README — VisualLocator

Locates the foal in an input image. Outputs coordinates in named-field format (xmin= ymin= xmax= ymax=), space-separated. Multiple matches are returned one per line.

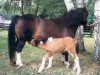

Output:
xmin=30 ymin=37 xmax=81 ymax=75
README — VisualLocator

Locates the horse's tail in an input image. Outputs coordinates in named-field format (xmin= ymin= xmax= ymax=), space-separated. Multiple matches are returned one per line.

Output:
xmin=8 ymin=15 xmax=20 ymax=64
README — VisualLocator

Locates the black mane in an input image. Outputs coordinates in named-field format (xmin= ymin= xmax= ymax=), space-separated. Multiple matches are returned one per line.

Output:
xmin=56 ymin=7 xmax=88 ymax=28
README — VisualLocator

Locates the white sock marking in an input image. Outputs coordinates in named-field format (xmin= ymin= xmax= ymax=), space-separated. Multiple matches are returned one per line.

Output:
xmin=16 ymin=52 xmax=23 ymax=67
xmin=38 ymin=56 xmax=47 ymax=73
xmin=74 ymin=55 xmax=81 ymax=75
xmin=46 ymin=56 xmax=53 ymax=69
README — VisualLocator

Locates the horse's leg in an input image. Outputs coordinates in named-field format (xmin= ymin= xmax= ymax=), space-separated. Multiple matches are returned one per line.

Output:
xmin=46 ymin=56 xmax=53 ymax=69
xmin=62 ymin=52 xmax=70 ymax=68
xmin=15 ymin=40 xmax=26 ymax=67
xmin=38 ymin=52 xmax=52 ymax=73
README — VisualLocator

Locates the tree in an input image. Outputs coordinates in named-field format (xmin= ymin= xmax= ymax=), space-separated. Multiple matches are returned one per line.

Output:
xmin=38 ymin=0 xmax=66 ymax=19
xmin=93 ymin=0 xmax=100 ymax=64
xmin=64 ymin=0 xmax=74 ymax=11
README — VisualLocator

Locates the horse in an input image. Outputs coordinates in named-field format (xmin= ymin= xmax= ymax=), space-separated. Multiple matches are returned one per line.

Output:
xmin=30 ymin=37 xmax=81 ymax=75
xmin=8 ymin=7 xmax=88 ymax=67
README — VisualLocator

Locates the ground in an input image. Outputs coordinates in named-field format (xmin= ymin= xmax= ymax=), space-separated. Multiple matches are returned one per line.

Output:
xmin=0 ymin=30 xmax=100 ymax=75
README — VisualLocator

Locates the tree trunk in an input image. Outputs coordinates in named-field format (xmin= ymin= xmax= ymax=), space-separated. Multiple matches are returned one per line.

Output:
xmin=76 ymin=0 xmax=83 ymax=8
xmin=93 ymin=0 xmax=100 ymax=64
xmin=19 ymin=0 xmax=24 ymax=15
xmin=75 ymin=26 xmax=86 ymax=52
xmin=64 ymin=0 xmax=74 ymax=11
xmin=93 ymin=19 xmax=100 ymax=64
xmin=35 ymin=0 xmax=40 ymax=15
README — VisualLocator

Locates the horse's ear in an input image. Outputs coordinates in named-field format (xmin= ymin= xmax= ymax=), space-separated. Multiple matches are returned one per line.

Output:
xmin=83 ymin=7 xmax=88 ymax=16
xmin=83 ymin=7 xmax=86 ymax=11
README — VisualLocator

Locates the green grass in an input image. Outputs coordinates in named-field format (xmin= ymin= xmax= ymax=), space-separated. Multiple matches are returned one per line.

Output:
xmin=0 ymin=30 xmax=100 ymax=75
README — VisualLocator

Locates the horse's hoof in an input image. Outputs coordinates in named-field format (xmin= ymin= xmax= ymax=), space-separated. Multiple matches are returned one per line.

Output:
xmin=16 ymin=63 xmax=23 ymax=67
xmin=10 ymin=61 xmax=16 ymax=66
xmin=62 ymin=61 xmax=64 ymax=65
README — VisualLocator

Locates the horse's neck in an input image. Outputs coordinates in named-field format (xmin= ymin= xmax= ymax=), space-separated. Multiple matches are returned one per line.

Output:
xmin=63 ymin=26 xmax=79 ymax=38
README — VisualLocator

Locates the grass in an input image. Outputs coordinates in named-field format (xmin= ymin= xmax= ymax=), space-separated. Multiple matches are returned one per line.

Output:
xmin=0 ymin=30 xmax=100 ymax=75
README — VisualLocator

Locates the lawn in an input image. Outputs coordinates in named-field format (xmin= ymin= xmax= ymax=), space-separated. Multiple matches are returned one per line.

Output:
xmin=0 ymin=30 xmax=100 ymax=75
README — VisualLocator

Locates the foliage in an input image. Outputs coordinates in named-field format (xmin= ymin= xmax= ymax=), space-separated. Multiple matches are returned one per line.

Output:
xmin=84 ymin=0 xmax=95 ymax=25
xmin=0 ymin=0 xmax=95 ymax=23
xmin=37 ymin=0 xmax=66 ymax=19
xmin=0 ymin=0 xmax=69 ymax=19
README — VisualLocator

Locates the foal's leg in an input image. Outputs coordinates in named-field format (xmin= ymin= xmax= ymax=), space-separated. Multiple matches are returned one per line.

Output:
xmin=15 ymin=40 xmax=26 ymax=67
xmin=74 ymin=54 xmax=81 ymax=75
xmin=46 ymin=56 xmax=53 ymax=69
xmin=38 ymin=52 xmax=53 ymax=73
xmin=69 ymin=51 xmax=81 ymax=75
xmin=62 ymin=52 xmax=70 ymax=68
xmin=38 ymin=53 xmax=49 ymax=73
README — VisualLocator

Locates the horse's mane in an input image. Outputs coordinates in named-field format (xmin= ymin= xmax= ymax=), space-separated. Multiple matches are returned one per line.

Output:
xmin=19 ymin=14 xmax=38 ymax=21
xmin=55 ymin=7 xmax=88 ymax=28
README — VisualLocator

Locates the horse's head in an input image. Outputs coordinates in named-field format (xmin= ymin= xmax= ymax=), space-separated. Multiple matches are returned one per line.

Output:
xmin=58 ymin=7 xmax=88 ymax=29
xmin=78 ymin=7 xmax=88 ymax=27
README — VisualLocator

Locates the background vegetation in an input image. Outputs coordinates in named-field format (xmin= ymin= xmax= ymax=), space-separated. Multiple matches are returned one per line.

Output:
xmin=0 ymin=0 xmax=94 ymax=25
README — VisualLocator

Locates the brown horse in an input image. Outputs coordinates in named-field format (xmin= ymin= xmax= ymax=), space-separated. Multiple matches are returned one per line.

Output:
xmin=8 ymin=7 xmax=88 ymax=67
xmin=30 ymin=37 xmax=81 ymax=75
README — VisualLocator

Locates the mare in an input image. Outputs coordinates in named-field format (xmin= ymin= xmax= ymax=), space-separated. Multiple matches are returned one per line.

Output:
xmin=31 ymin=37 xmax=81 ymax=75
xmin=8 ymin=7 xmax=88 ymax=67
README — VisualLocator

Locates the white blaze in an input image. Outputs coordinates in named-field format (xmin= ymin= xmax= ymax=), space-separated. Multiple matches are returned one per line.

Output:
xmin=74 ymin=55 xmax=81 ymax=75
xmin=46 ymin=56 xmax=53 ymax=69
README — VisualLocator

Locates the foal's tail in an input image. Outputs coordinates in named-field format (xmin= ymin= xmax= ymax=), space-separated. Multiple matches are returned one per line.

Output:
xmin=8 ymin=15 xmax=20 ymax=64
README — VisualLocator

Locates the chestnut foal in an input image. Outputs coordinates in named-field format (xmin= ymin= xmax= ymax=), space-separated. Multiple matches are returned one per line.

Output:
xmin=30 ymin=37 xmax=81 ymax=75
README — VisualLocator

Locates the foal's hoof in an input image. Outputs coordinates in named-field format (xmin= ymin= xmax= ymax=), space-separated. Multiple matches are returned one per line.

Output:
xmin=76 ymin=69 xmax=81 ymax=75
xmin=38 ymin=68 xmax=43 ymax=73
xmin=38 ymin=70 xmax=42 ymax=73
xmin=46 ymin=66 xmax=51 ymax=69
xmin=64 ymin=62 xmax=70 ymax=68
